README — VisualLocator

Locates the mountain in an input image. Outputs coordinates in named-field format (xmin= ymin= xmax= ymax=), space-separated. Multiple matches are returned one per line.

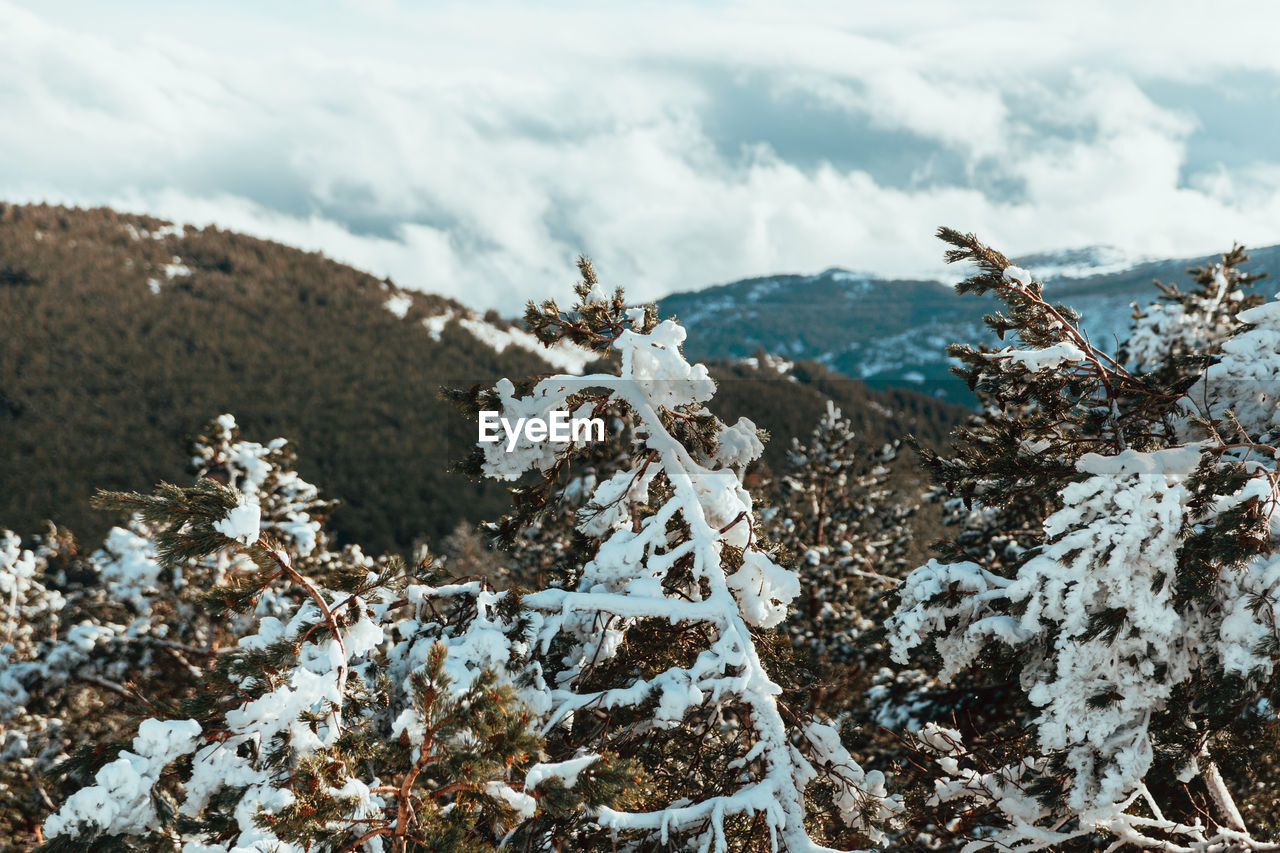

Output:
xmin=658 ymin=243 xmax=1280 ymax=400
xmin=0 ymin=203 xmax=964 ymax=554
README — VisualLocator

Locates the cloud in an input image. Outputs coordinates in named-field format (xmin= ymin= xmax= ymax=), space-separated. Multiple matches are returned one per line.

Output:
xmin=4 ymin=0 xmax=1280 ymax=310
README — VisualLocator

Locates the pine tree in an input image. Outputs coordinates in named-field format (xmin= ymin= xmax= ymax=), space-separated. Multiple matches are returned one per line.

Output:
xmin=18 ymin=418 xmax=632 ymax=852
xmin=452 ymin=260 xmax=901 ymax=851
xmin=763 ymin=400 xmax=915 ymax=713
xmin=887 ymin=230 xmax=1280 ymax=850
xmin=0 ymin=415 xmax=343 ymax=850
xmin=493 ymin=404 xmax=640 ymax=594
xmin=1120 ymin=245 xmax=1265 ymax=387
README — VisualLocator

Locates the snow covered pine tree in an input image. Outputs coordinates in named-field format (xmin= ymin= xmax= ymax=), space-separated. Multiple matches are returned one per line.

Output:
xmin=762 ymin=401 xmax=916 ymax=716
xmin=451 ymin=259 xmax=901 ymax=851
xmin=1 ymin=415 xmax=337 ymax=848
xmin=1120 ymin=245 xmax=1265 ymax=387
xmin=888 ymin=231 xmax=1280 ymax=850
xmin=22 ymin=416 xmax=632 ymax=852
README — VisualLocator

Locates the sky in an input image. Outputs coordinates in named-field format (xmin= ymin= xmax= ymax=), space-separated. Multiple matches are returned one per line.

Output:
xmin=5 ymin=1 xmax=1280 ymax=310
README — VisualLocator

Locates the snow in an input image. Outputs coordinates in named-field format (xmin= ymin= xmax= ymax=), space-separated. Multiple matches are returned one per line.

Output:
xmin=586 ymin=281 xmax=610 ymax=303
xmin=1217 ymin=553 xmax=1280 ymax=678
xmin=1237 ymin=299 xmax=1280 ymax=326
xmin=458 ymin=316 xmax=595 ymax=374
xmin=0 ymin=531 xmax=64 ymax=651
xmin=1124 ymin=260 xmax=1245 ymax=374
xmin=223 ymin=665 xmax=343 ymax=745
xmin=713 ymin=417 xmax=764 ymax=470
xmin=474 ymin=307 xmax=901 ymax=848
xmin=888 ymin=559 xmax=1018 ymax=679
xmin=525 ymin=754 xmax=598 ymax=790
xmin=1013 ymin=246 xmax=1142 ymax=281
xmin=725 ymin=549 xmax=800 ymax=629
xmin=1075 ymin=445 xmax=1203 ymax=479
xmin=613 ymin=319 xmax=715 ymax=410
xmin=28 ymin=416 xmax=465 ymax=853
xmin=485 ymin=781 xmax=537 ymax=819
xmin=122 ymin=222 xmax=186 ymax=242
xmin=413 ymin=303 xmax=600 ymax=371
xmin=1003 ymin=265 xmax=1033 ymax=288
xmin=736 ymin=353 xmax=795 ymax=375
xmin=576 ymin=464 xmax=660 ymax=537
xmin=889 ymin=441 xmax=1266 ymax=840
xmin=422 ymin=309 xmax=455 ymax=341
xmin=214 ymin=498 xmax=262 ymax=546
xmin=146 ymin=256 xmax=191 ymax=294
xmin=168 ymin=583 xmax=395 ymax=850
xmin=991 ymin=341 xmax=1085 ymax=372
xmin=384 ymin=293 xmax=413 ymax=319
xmin=1189 ymin=288 xmax=1280 ymax=436
xmin=165 ymin=257 xmax=191 ymax=279
xmin=150 ymin=223 xmax=186 ymax=240
xmin=478 ymin=378 xmax=581 ymax=480
xmin=96 ymin=526 xmax=164 ymax=613
xmin=65 ymin=620 xmax=118 ymax=653
xmin=43 ymin=718 xmax=201 ymax=840
xmin=390 ymin=584 xmax=549 ymax=731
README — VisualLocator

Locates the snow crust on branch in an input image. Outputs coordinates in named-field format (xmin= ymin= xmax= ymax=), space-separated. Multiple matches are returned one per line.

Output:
xmin=173 ymin=584 xmax=388 ymax=851
xmin=480 ymin=309 xmax=900 ymax=850
xmin=20 ymin=420 xmax=539 ymax=851
xmin=1190 ymin=292 xmax=1280 ymax=439
xmin=213 ymin=497 xmax=262 ymax=546
xmin=43 ymin=718 xmax=202 ymax=840
xmin=893 ymin=447 xmax=1206 ymax=823
xmin=890 ymin=279 xmax=1280 ymax=851
xmin=0 ymin=418 xmax=339 ymax=737
xmin=1125 ymin=262 xmax=1245 ymax=374
xmin=987 ymin=341 xmax=1085 ymax=373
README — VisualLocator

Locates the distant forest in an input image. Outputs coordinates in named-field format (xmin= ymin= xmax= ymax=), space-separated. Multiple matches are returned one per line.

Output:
xmin=0 ymin=203 xmax=965 ymax=554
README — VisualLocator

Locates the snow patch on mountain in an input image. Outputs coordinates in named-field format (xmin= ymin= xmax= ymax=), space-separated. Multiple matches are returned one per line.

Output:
xmin=384 ymin=293 xmax=412 ymax=319
xmin=457 ymin=316 xmax=594 ymax=374
xmin=122 ymin=222 xmax=187 ymax=242
xmin=422 ymin=310 xmax=455 ymax=341
xmin=736 ymin=352 xmax=797 ymax=378
xmin=148 ymin=256 xmax=192 ymax=294
xmin=1013 ymin=245 xmax=1146 ymax=280
xmin=380 ymin=294 xmax=593 ymax=373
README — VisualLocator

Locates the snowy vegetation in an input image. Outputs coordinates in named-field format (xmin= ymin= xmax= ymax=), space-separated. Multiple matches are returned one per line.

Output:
xmin=7 ymin=232 xmax=1280 ymax=851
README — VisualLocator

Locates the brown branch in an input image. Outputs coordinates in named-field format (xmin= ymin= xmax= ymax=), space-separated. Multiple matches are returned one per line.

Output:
xmin=337 ymin=826 xmax=390 ymax=853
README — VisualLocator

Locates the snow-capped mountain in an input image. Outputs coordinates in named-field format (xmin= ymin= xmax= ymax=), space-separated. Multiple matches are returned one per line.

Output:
xmin=658 ymin=244 xmax=1280 ymax=399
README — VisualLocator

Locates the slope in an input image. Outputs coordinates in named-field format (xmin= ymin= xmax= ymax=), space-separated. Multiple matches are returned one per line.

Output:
xmin=0 ymin=204 xmax=964 ymax=554
xmin=658 ymin=245 xmax=1280 ymax=399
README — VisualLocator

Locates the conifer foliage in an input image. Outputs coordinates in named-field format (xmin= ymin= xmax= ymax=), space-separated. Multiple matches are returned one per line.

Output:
xmin=454 ymin=260 xmax=902 ymax=850
xmin=763 ymin=401 xmax=915 ymax=713
xmin=19 ymin=229 xmax=1280 ymax=853
xmin=889 ymin=230 xmax=1280 ymax=850
xmin=1120 ymin=245 xmax=1265 ymax=386
xmin=8 ymin=417 xmax=628 ymax=852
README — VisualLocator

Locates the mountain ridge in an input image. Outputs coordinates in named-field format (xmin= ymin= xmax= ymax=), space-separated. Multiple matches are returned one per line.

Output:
xmin=658 ymin=241 xmax=1280 ymax=397
xmin=0 ymin=203 xmax=963 ymax=553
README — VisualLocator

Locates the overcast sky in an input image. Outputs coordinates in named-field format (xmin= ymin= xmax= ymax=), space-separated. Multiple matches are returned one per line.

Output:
xmin=5 ymin=1 xmax=1280 ymax=309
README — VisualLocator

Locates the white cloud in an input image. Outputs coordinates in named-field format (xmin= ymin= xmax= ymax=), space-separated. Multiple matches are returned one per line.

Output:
xmin=4 ymin=0 xmax=1280 ymax=310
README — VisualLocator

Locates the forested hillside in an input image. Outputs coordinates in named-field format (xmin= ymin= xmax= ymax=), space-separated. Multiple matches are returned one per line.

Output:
xmin=0 ymin=204 xmax=963 ymax=553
